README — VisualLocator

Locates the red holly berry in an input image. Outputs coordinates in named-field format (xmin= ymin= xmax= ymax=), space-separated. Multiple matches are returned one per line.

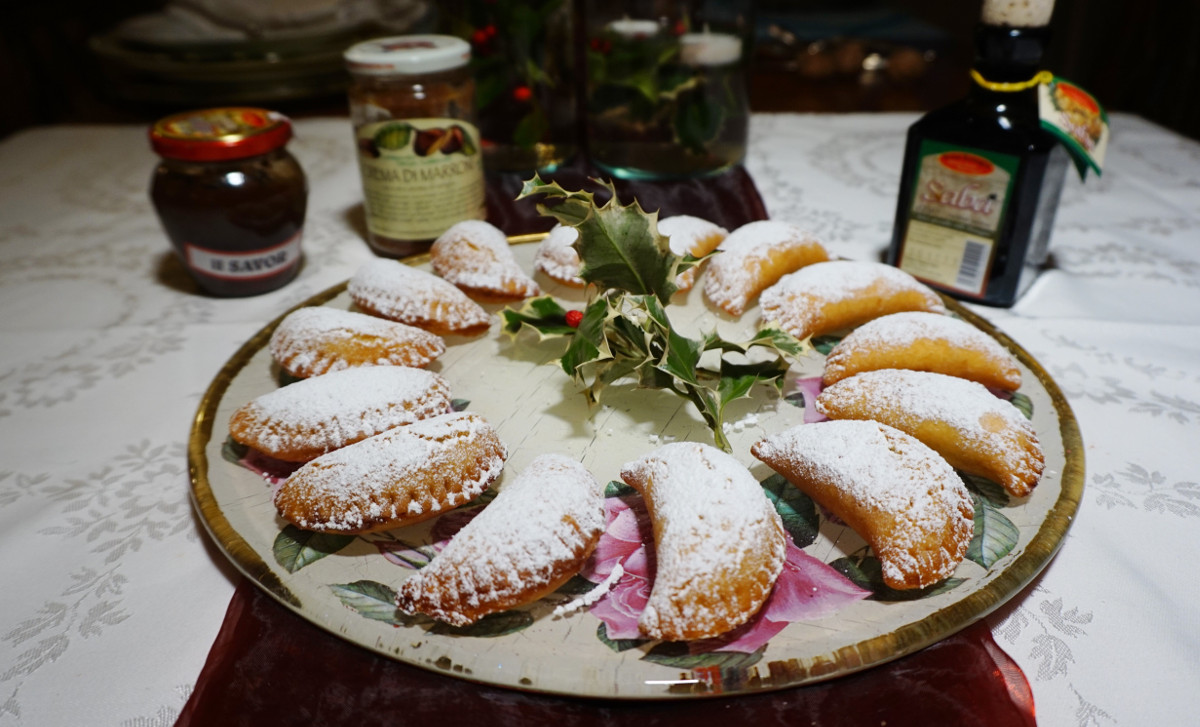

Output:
xmin=512 ymin=85 xmax=533 ymax=102
xmin=565 ymin=310 xmax=584 ymax=328
xmin=484 ymin=24 xmax=498 ymax=38
xmin=471 ymin=28 xmax=490 ymax=46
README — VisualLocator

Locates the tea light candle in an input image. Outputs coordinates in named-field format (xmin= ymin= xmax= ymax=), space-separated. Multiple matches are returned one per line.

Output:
xmin=680 ymin=30 xmax=742 ymax=66
xmin=608 ymin=18 xmax=659 ymax=39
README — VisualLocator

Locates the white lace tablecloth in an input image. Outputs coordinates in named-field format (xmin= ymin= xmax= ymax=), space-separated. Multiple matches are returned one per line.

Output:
xmin=1 ymin=113 xmax=1196 ymax=726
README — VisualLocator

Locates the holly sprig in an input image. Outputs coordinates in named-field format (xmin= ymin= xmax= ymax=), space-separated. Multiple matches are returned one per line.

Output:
xmin=501 ymin=176 xmax=805 ymax=451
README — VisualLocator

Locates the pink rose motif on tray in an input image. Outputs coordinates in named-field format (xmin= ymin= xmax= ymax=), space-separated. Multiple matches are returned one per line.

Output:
xmin=581 ymin=492 xmax=869 ymax=654
xmin=784 ymin=375 xmax=828 ymax=424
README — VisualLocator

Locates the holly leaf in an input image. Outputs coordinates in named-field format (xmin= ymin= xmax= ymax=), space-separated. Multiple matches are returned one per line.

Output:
xmin=501 ymin=295 xmax=573 ymax=338
xmin=518 ymin=176 xmax=679 ymax=303
xmin=505 ymin=180 xmax=808 ymax=451
xmin=560 ymin=297 xmax=613 ymax=379
xmin=747 ymin=326 xmax=809 ymax=356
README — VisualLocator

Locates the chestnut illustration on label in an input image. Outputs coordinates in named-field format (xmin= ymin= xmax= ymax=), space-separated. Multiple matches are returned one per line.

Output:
xmin=413 ymin=125 xmax=477 ymax=156
xmin=358 ymin=122 xmax=478 ymax=158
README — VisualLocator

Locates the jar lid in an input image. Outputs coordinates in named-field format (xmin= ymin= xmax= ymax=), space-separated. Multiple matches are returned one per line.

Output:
xmin=344 ymin=35 xmax=471 ymax=76
xmin=149 ymin=107 xmax=293 ymax=161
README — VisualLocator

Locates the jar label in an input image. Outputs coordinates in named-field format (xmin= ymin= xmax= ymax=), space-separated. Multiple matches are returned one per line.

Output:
xmin=1038 ymin=76 xmax=1109 ymax=179
xmin=354 ymin=118 xmax=486 ymax=240
xmin=896 ymin=141 xmax=1019 ymax=296
xmin=184 ymin=232 xmax=303 ymax=280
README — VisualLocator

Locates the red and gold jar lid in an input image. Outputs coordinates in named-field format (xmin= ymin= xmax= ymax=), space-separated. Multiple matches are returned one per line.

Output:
xmin=149 ymin=107 xmax=293 ymax=161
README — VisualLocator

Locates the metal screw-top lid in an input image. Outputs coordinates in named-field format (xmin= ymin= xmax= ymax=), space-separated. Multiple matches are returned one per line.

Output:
xmin=344 ymin=35 xmax=471 ymax=76
xmin=149 ymin=107 xmax=292 ymax=161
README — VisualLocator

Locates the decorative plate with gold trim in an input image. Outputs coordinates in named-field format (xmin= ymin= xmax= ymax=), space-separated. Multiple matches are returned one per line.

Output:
xmin=189 ymin=239 xmax=1083 ymax=699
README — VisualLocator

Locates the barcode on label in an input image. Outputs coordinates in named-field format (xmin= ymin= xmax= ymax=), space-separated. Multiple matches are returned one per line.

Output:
xmin=956 ymin=239 xmax=988 ymax=291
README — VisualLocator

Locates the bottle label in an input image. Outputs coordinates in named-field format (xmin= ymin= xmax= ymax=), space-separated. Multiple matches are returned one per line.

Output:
xmin=354 ymin=118 xmax=486 ymax=241
xmin=896 ymin=142 xmax=1020 ymax=297
xmin=185 ymin=232 xmax=302 ymax=280
xmin=1038 ymin=76 xmax=1109 ymax=178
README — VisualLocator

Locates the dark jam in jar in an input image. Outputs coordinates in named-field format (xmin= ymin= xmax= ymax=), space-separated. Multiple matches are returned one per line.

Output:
xmin=150 ymin=107 xmax=307 ymax=297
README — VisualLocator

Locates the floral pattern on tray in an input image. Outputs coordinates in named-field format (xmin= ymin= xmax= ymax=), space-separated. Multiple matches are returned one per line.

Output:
xmin=221 ymin=358 xmax=1035 ymax=677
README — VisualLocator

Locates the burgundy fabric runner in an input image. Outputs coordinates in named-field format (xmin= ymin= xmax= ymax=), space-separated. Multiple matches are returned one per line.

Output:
xmin=176 ymin=580 xmax=1034 ymax=727
xmin=177 ymin=163 xmax=1036 ymax=726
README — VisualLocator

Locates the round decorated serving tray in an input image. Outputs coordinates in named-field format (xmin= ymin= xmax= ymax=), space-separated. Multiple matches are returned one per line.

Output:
xmin=188 ymin=238 xmax=1084 ymax=699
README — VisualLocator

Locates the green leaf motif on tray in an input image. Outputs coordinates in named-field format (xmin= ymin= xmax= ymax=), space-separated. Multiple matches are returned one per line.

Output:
xmin=830 ymin=555 xmax=964 ymax=602
xmin=221 ymin=436 xmax=248 ymax=465
xmin=274 ymin=525 xmax=355 ymax=573
xmin=329 ymin=580 xmax=403 ymax=624
xmin=810 ymin=335 xmax=843 ymax=356
xmin=960 ymin=472 xmax=1011 ymax=508
xmin=966 ymin=494 xmax=1020 ymax=569
xmin=761 ymin=473 xmax=819 ymax=548
xmin=642 ymin=641 xmax=764 ymax=671
xmin=1010 ymin=391 xmax=1035 ymax=420
xmin=597 ymin=623 xmax=649 ymax=653
xmin=431 ymin=609 xmax=534 ymax=638
xmin=604 ymin=480 xmax=637 ymax=498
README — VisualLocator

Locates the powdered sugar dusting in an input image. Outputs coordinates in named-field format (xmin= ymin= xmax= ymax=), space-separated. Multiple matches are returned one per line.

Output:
xmin=659 ymin=214 xmax=728 ymax=291
xmin=396 ymin=453 xmax=605 ymax=625
xmin=703 ymin=219 xmax=827 ymax=315
xmin=751 ymin=420 xmax=972 ymax=589
xmin=230 ymin=366 xmax=452 ymax=461
xmin=431 ymin=220 xmax=540 ymax=298
xmin=620 ymin=442 xmax=787 ymax=639
xmin=658 ymin=214 xmax=727 ymax=256
xmin=533 ymin=224 xmax=584 ymax=287
xmin=269 ymin=306 xmax=445 ymax=376
xmin=823 ymin=311 xmax=1020 ymax=389
xmin=553 ymin=562 xmax=624 ymax=618
xmin=816 ymin=369 xmax=1043 ymax=495
xmin=759 ymin=260 xmax=944 ymax=338
xmin=348 ymin=258 xmax=491 ymax=333
xmin=274 ymin=411 xmax=506 ymax=533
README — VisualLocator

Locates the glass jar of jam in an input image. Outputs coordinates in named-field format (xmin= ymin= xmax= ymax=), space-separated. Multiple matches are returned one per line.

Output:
xmin=149 ymin=107 xmax=307 ymax=297
xmin=345 ymin=35 xmax=486 ymax=258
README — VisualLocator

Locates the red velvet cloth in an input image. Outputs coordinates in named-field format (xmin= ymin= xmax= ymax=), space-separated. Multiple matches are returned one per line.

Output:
xmin=177 ymin=164 xmax=1036 ymax=726
xmin=176 ymin=580 xmax=1035 ymax=727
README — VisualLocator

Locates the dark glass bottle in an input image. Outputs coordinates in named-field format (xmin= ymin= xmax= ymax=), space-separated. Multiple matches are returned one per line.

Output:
xmin=888 ymin=20 xmax=1069 ymax=307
